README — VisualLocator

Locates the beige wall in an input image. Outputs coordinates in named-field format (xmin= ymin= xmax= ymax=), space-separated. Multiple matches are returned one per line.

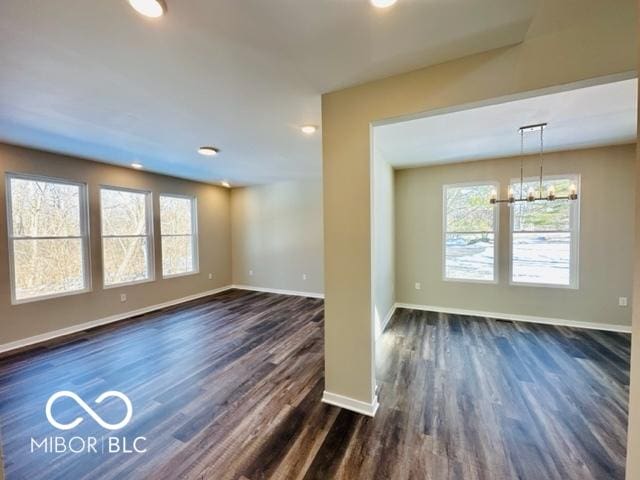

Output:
xmin=322 ymin=0 xmax=637 ymax=406
xmin=0 ymin=143 xmax=231 ymax=346
xmin=626 ymin=9 xmax=640 ymax=477
xmin=231 ymin=180 xmax=323 ymax=294
xmin=395 ymin=144 xmax=635 ymax=327
xmin=372 ymin=150 xmax=395 ymax=336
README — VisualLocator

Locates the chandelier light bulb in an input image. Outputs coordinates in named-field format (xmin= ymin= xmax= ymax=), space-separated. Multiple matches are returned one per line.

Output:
xmin=547 ymin=185 xmax=555 ymax=200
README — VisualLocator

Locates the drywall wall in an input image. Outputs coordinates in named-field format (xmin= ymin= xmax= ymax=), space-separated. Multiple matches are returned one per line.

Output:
xmin=373 ymin=150 xmax=395 ymax=336
xmin=231 ymin=180 xmax=323 ymax=295
xmin=625 ymin=17 xmax=639 ymax=478
xmin=322 ymin=0 xmax=637 ymax=407
xmin=0 ymin=143 xmax=232 ymax=346
xmin=395 ymin=144 xmax=635 ymax=327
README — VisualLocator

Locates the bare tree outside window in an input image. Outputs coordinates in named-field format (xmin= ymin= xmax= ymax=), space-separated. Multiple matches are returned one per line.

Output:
xmin=443 ymin=183 xmax=498 ymax=282
xmin=160 ymin=194 xmax=198 ymax=277
xmin=510 ymin=176 xmax=580 ymax=287
xmin=100 ymin=187 xmax=154 ymax=287
xmin=6 ymin=174 xmax=90 ymax=302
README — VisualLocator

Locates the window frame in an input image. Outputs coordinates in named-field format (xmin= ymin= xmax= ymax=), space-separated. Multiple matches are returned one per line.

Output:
xmin=442 ymin=181 xmax=500 ymax=284
xmin=159 ymin=193 xmax=199 ymax=279
xmin=99 ymin=185 xmax=155 ymax=289
xmin=5 ymin=172 xmax=92 ymax=305
xmin=509 ymin=174 xmax=580 ymax=289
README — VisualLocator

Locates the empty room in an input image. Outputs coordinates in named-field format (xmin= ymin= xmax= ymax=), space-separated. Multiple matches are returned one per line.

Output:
xmin=0 ymin=1 xmax=639 ymax=480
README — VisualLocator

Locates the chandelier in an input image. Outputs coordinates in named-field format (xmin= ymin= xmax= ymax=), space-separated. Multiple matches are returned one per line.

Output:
xmin=489 ymin=123 xmax=578 ymax=205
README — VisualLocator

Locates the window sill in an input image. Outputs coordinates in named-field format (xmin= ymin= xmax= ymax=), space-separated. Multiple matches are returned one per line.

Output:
xmin=11 ymin=287 xmax=93 ymax=306
xmin=510 ymin=281 xmax=578 ymax=290
xmin=103 ymin=277 xmax=155 ymax=290
xmin=162 ymin=270 xmax=199 ymax=280
xmin=443 ymin=277 xmax=498 ymax=285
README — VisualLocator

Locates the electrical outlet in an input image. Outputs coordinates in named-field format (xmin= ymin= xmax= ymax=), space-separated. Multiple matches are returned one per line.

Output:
xmin=249 ymin=270 xmax=254 ymax=276
xmin=208 ymin=273 xmax=213 ymax=280
xmin=120 ymin=293 xmax=127 ymax=303
xmin=415 ymin=282 xmax=421 ymax=291
xmin=302 ymin=273 xmax=307 ymax=281
xmin=619 ymin=296 xmax=628 ymax=307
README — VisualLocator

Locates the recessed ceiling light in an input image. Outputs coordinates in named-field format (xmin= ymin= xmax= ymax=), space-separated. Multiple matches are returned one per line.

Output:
xmin=221 ymin=181 xmax=231 ymax=188
xmin=301 ymin=125 xmax=317 ymax=135
xmin=131 ymin=162 xmax=143 ymax=169
xmin=370 ymin=0 xmax=397 ymax=7
xmin=198 ymin=146 xmax=219 ymax=156
xmin=128 ymin=0 xmax=167 ymax=18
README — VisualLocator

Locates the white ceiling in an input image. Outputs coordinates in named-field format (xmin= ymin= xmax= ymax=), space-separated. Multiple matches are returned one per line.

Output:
xmin=375 ymin=78 xmax=638 ymax=168
xmin=0 ymin=0 xmax=538 ymax=185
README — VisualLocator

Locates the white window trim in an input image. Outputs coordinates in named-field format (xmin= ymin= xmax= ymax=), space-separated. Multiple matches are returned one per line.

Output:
xmin=442 ymin=181 xmax=499 ymax=284
xmin=160 ymin=193 xmax=199 ymax=279
xmin=509 ymin=174 xmax=580 ymax=289
xmin=5 ymin=172 xmax=92 ymax=305
xmin=99 ymin=185 xmax=156 ymax=289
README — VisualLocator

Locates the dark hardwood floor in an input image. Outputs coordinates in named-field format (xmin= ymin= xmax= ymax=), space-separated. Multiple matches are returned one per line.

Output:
xmin=0 ymin=291 xmax=631 ymax=479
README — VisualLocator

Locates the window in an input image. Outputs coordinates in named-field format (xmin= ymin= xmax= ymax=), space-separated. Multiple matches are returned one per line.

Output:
xmin=443 ymin=183 xmax=498 ymax=282
xmin=510 ymin=175 xmax=580 ymax=288
xmin=100 ymin=187 xmax=154 ymax=287
xmin=160 ymin=194 xmax=198 ymax=277
xmin=6 ymin=174 xmax=90 ymax=303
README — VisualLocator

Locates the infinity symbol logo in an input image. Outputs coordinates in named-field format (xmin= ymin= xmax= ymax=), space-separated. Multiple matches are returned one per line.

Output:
xmin=45 ymin=391 xmax=133 ymax=431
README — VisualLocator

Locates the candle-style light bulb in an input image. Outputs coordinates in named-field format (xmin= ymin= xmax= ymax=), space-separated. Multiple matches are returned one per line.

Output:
xmin=569 ymin=183 xmax=578 ymax=200
xmin=507 ymin=187 xmax=515 ymax=203
xmin=547 ymin=185 xmax=555 ymax=201
xmin=527 ymin=187 xmax=535 ymax=202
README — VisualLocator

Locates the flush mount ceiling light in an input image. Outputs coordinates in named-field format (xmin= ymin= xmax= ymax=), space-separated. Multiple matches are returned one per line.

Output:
xmin=198 ymin=146 xmax=219 ymax=156
xmin=221 ymin=181 xmax=231 ymax=188
xmin=370 ymin=0 xmax=398 ymax=8
xmin=128 ymin=0 xmax=167 ymax=18
xmin=300 ymin=125 xmax=317 ymax=135
xmin=131 ymin=162 xmax=143 ymax=169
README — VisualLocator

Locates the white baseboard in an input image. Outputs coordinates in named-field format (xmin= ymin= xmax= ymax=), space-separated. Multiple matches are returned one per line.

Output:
xmin=232 ymin=284 xmax=324 ymax=299
xmin=379 ymin=303 xmax=397 ymax=336
xmin=395 ymin=302 xmax=632 ymax=333
xmin=321 ymin=390 xmax=379 ymax=417
xmin=0 ymin=285 xmax=234 ymax=354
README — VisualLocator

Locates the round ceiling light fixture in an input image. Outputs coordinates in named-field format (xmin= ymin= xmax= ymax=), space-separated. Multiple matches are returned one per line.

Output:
xmin=300 ymin=125 xmax=317 ymax=135
xmin=221 ymin=181 xmax=231 ymax=188
xmin=198 ymin=146 xmax=219 ymax=156
xmin=131 ymin=162 xmax=143 ymax=169
xmin=128 ymin=0 xmax=167 ymax=18
xmin=370 ymin=0 xmax=397 ymax=7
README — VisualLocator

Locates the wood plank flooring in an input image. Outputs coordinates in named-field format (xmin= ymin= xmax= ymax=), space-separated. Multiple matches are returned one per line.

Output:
xmin=0 ymin=291 xmax=631 ymax=479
